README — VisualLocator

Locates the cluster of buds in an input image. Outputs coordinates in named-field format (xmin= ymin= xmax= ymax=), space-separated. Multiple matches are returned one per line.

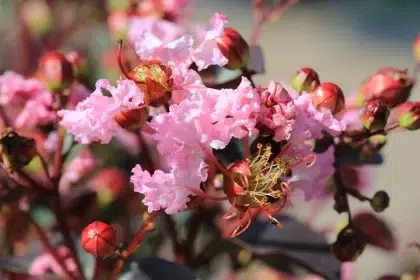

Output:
xmin=291 ymin=67 xmax=345 ymax=115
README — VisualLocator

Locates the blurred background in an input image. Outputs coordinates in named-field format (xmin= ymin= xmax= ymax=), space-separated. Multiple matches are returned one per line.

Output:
xmin=1 ymin=0 xmax=420 ymax=279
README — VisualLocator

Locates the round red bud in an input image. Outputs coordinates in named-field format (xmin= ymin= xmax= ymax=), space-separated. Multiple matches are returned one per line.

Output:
xmin=310 ymin=82 xmax=345 ymax=114
xmin=38 ymin=52 xmax=74 ymax=92
xmin=216 ymin=27 xmax=250 ymax=70
xmin=359 ymin=99 xmax=390 ymax=132
xmin=81 ymin=221 xmax=117 ymax=258
xmin=115 ymin=107 xmax=149 ymax=131
xmin=357 ymin=68 xmax=414 ymax=108
xmin=291 ymin=67 xmax=320 ymax=94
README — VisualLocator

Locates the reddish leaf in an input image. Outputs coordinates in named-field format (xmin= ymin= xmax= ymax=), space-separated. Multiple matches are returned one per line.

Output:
xmin=353 ymin=212 xmax=396 ymax=251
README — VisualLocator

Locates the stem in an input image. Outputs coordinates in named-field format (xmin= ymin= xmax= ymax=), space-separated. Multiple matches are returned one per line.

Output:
xmin=109 ymin=211 xmax=160 ymax=280
xmin=92 ymin=258 xmax=102 ymax=280
xmin=25 ymin=212 xmax=77 ymax=280
xmin=37 ymin=153 xmax=53 ymax=189
xmin=241 ymin=68 xmax=256 ymax=88
xmin=52 ymin=193 xmax=85 ymax=280
xmin=346 ymin=187 xmax=370 ymax=202
xmin=52 ymin=127 xmax=66 ymax=184
xmin=163 ymin=213 xmax=185 ymax=263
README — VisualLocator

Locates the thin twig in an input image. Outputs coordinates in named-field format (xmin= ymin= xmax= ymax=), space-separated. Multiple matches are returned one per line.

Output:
xmin=25 ymin=212 xmax=78 ymax=280
xmin=52 ymin=127 xmax=66 ymax=184
xmin=109 ymin=211 xmax=160 ymax=280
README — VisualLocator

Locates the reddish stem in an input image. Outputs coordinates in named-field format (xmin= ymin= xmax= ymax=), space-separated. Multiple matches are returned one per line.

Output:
xmin=52 ymin=193 xmax=86 ymax=280
xmin=52 ymin=127 xmax=66 ymax=184
xmin=25 ymin=212 xmax=78 ymax=280
xmin=109 ymin=211 xmax=160 ymax=280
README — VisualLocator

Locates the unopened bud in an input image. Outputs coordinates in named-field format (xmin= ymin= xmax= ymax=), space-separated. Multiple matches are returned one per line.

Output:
xmin=357 ymin=68 xmax=415 ymax=108
xmin=216 ymin=27 xmax=250 ymax=70
xmin=0 ymin=129 xmax=36 ymax=173
xmin=21 ymin=0 xmax=53 ymax=37
xmin=397 ymin=101 xmax=420 ymax=130
xmin=81 ymin=221 xmax=117 ymax=258
xmin=66 ymin=51 xmax=88 ymax=80
xmin=291 ymin=67 xmax=320 ymax=94
xmin=370 ymin=190 xmax=390 ymax=212
xmin=310 ymin=82 xmax=345 ymax=114
xmin=368 ymin=134 xmax=387 ymax=151
xmin=414 ymin=34 xmax=420 ymax=63
xmin=331 ymin=225 xmax=366 ymax=262
xmin=360 ymin=99 xmax=390 ymax=132
xmin=115 ymin=107 xmax=149 ymax=131
xmin=38 ymin=52 xmax=74 ymax=92
xmin=108 ymin=11 xmax=129 ymax=40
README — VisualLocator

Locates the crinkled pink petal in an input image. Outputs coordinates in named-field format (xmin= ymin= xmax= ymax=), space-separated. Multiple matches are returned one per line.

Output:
xmin=287 ymin=146 xmax=335 ymax=200
xmin=172 ymin=68 xmax=205 ymax=102
xmin=131 ymin=164 xmax=207 ymax=214
xmin=135 ymin=32 xmax=194 ymax=65
xmin=58 ymin=79 xmax=145 ymax=144
xmin=336 ymin=107 xmax=362 ymax=130
xmin=133 ymin=77 xmax=259 ymax=213
xmin=191 ymin=13 xmax=228 ymax=70
xmin=128 ymin=17 xmax=184 ymax=45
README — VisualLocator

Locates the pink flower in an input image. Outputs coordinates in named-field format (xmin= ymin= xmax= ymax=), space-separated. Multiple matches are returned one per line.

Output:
xmin=286 ymin=145 xmax=335 ymax=200
xmin=15 ymin=90 xmax=55 ymax=129
xmin=133 ymin=13 xmax=228 ymax=70
xmin=290 ymin=92 xmax=346 ymax=146
xmin=0 ymin=71 xmax=44 ymax=105
xmin=128 ymin=17 xmax=184 ymax=46
xmin=0 ymin=71 xmax=56 ymax=129
xmin=258 ymin=81 xmax=296 ymax=142
xmin=59 ymin=149 xmax=97 ymax=194
xmin=58 ymin=79 xmax=145 ymax=144
xmin=190 ymin=13 xmax=228 ymax=70
xmin=171 ymin=67 xmax=205 ymax=102
xmin=131 ymin=77 xmax=260 ymax=213
xmin=28 ymin=247 xmax=76 ymax=277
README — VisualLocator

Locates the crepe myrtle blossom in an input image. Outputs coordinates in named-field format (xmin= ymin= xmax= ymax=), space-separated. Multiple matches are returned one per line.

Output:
xmin=132 ymin=13 xmax=228 ymax=70
xmin=58 ymin=79 xmax=146 ymax=144
xmin=131 ymin=77 xmax=260 ymax=214
xmin=0 ymin=71 xmax=56 ymax=129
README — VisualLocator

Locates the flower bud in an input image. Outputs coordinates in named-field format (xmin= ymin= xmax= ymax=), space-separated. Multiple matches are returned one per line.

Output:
xmin=81 ymin=221 xmax=117 ymax=258
xmin=331 ymin=225 xmax=366 ymax=262
xmin=291 ymin=67 xmax=320 ymax=94
xmin=368 ymin=134 xmax=387 ymax=151
xmin=130 ymin=62 xmax=173 ymax=106
xmin=108 ymin=11 xmax=129 ymax=40
xmin=357 ymin=68 xmax=415 ymax=108
xmin=38 ymin=52 xmax=74 ymax=92
xmin=310 ymin=82 xmax=345 ymax=114
xmin=115 ymin=107 xmax=149 ymax=131
xmin=66 ymin=51 xmax=88 ymax=80
xmin=359 ymin=99 xmax=390 ymax=132
xmin=21 ymin=0 xmax=53 ymax=37
xmin=0 ymin=129 xmax=36 ymax=173
xmin=89 ymin=168 xmax=130 ymax=206
xmin=397 ymin=101 xmax=420 ymax=130
xmin=370 ymin=191 xmax=390 ymax=212
xmin=216 ymin=27 xmax=250 ymax=70
xmin=414 ymin=34 xmax=420 ymax=63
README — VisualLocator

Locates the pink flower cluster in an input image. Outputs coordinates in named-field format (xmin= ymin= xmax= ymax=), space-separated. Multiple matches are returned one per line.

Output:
xmin=58 ymin=79 xmax=145 ymax=144
xmin=131 ymin=77 xmax=260 ymax=213
xmin=0 ymin=72 xmax=55 ymax=129
xmin=130 ymin=13 xmax=228 ymax=71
